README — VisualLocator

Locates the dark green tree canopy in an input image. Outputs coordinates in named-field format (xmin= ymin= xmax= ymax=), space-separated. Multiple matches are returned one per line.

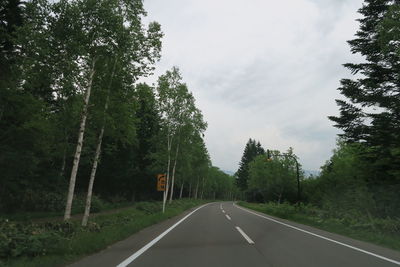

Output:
xmin=236 ymin=138 xmax=265 ymax=191
xmin=329 ymin=0 xmax=400 ymax=148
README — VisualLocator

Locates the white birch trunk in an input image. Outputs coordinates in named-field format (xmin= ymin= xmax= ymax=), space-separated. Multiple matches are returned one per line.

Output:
xmin=64 ymin=59 xmax=96 ymax=221
xmin=200 ymin=176 xmax=205 ymax=200
xmin=82 ymin=58 xmax=116 ymax=226
xmin=163 ymin=134 xmax=172 ymax=213
xmin=168 ymin=143 xmax=179 ymax=204
xmin=188 ymin=181 xmax=192 ymax=199
xmin=82 ymin=125 xmax=104 ymax=226
xmin=59 ymin=142 xmax=67 ymax=178
xmin=179 ymin=183 xmax=184 ymax=199
xmin=194 ymin=178 xmax=199 ymax=200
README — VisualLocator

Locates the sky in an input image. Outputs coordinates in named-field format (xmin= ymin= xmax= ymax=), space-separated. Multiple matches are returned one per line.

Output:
xmin=142 ymin=0 xmax=365 ymax=172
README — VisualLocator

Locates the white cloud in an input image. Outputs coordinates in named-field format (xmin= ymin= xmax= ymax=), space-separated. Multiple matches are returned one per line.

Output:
xmin=142 ymin=0 xmax=364 ymax=171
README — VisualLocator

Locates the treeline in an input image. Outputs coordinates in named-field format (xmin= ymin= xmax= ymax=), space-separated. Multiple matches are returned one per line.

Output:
xmin=0 ymin=0 xmax=235 ymax=219
xmin=302 ymin=0 xmax=400 ymax=219
xmin=305 ymin=0 xmax=400 ymax=218
xmin=235 ymin=139 xmax=302 ymax=203
xmin=237 ymin=0 xmax=400 ymax=221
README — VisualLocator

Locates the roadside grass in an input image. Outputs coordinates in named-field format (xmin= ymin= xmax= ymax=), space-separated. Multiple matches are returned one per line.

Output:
xmin=0 ymin=201 xmax=135 ymax=222
xmin=238 ymin=201 xmax=400 ymax=252
xmin=2 ymin=199 xmax=208 ymax=267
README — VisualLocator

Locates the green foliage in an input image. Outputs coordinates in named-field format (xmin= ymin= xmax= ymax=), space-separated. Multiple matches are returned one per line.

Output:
xmin=205 ymin=167 xmax=237 ymax=200
xmin=2 ymin=200 xmax=206 ymax=266
xmin=0 ymin=0 xmax=236 ymax=224
xmin=328 ymin=0 xmax=400 ymax=208
xmin=246 ymin=147 xmax=300 ymax=203
xmin=236 ymin=138 xmax=265 ymax=191
xmin=240 ymin=202 xmax=400 ymax=251
xmin=135 ymin=202 xmax=162 ymax=214
xmin=302 ymin=140 xmax=400 ymax=218
xmin=0 ymin=219 xmax=68 ymax=259
xmin=0 ymin=0 xmax=231 ymax=224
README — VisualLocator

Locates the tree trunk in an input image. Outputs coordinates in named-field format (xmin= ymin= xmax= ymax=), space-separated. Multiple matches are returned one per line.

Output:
xmin=188 ymin=181 xmax=192 ymax=199
xmin=163 ymin=134 xmax=172 ymax=213
xmin=194 ymin=178 xmax=199 ymax=200
xmin=64 ymin=59 xmax=96 ymax=221
xmin=82 ymin=125 xmax=104 ymax=226
xmin=82 ymin=57 xmax=117 ymax=227
xmin=169 ymin=143 xmax=179 ymax=204
xmin=200 ymin=177 xmax=205 ymax=200
xmin=59 ymin=141 xmax=67 ymax=178
xmin=278 ymin=192 xmax=282 ymax=204
xmin=179 ymin=183 xmax=184 ymax=199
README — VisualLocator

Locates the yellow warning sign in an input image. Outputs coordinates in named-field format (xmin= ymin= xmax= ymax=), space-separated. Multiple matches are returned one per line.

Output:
xmin=157 ymin=174 xmax=166 ymax=191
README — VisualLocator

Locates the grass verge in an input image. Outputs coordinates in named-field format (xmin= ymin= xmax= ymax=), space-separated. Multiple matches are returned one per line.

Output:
xmin=238 ymin=201 xmax=400 ymax=251
xmin=0 ymin=200 xmax=136 ymax=222
xmin=2 ymin=199 xmax=208 ymax=267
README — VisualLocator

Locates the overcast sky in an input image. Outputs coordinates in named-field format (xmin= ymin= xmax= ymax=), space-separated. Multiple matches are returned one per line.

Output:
xmin=142 ymin=0 xmax=364 ymax=172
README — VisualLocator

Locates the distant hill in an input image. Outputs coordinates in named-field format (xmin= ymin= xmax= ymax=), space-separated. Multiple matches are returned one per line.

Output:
xmin=222 ymin=170 xmax=235 ymax=176
xmin=304 ymin=170 xmax=320 ymax=178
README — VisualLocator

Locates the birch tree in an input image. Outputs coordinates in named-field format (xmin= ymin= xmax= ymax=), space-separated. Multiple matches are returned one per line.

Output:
xmin=81 ymin=0 xmax=162 ymax=225
xmin=64 ymin=0 xmax=162 ymax=220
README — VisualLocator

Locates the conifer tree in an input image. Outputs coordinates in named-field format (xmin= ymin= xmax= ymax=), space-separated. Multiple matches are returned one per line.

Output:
xmin=329 ymin=0 xmax=400 ymax=214
xmin=236 ymin=139 xmax=265 ymax=191
xmin=329 ymin=0 xmax=400 ymax=152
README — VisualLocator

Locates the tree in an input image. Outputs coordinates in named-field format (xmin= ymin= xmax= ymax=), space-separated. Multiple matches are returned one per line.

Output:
xmin=307 ymin=141 xmax=378 ymax=218
xmin=328 ymin=0 xmax=400 ymax=177
xmin=127 ymin=83 xmax=161 ymax=201
xmin=236 ymin=139 xmax=265 ymax=191
xmin=156 ymin=67 xmax=206 ymax=209
xmin=0 ymin=0 xmax=60 ymax=212
xmin=248 ymin=149 xmax=298 ymax=203
xmin=0 ymin=0 xmax=24 ymax=88
xmin=328 ymin=0 xmax=400 ymax=216
xmin=80 ymin=0 xmax=162 ymax=225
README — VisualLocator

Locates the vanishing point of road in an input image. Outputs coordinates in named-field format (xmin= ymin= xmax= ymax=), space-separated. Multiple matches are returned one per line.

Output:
xmin=70 ymin=202 xmax=400 ymax=267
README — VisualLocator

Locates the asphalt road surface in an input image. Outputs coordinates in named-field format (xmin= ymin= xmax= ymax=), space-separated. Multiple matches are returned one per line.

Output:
xmin=70 ymin=202 xmax=400 ymax=267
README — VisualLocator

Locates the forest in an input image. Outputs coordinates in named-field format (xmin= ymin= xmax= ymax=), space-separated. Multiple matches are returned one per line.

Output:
xmin=1 ymin=0 xmax=399 ymax=264
xmin=0 ymin=0 xmax=236 ymax=222
xmin=234 ymin=0 xmax=400 ymax=249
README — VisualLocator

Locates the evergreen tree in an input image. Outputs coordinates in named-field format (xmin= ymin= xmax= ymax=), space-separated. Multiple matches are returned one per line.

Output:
xmin=0 ymin=0 xmax=24 ymax=87
xmin=131 ymin=83 xmax=161 ymax=201
xmin=329 ymin=0 xmax=400 ymax=216
xmin=329 ymin=0 xmax=400 ymax=160
xmin=236 ymin=138 xmax=265 ymax=191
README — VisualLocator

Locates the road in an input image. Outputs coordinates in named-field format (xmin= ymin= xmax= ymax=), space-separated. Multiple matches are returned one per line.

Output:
xmin=70 ymin=202 xmax=400 ymax=267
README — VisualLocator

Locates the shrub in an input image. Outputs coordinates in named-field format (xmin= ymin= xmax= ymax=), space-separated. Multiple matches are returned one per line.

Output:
xmin=0 ymin=219 xmax=65 ymax=259
xmin=373 ymin=218 xmax=400 ymax=234
xmin=135 ymin=202 xmax=161 ymax=214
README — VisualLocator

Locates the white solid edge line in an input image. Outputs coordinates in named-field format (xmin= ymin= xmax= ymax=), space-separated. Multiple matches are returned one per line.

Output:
xmin=116 ymin=203 xmax=210 ymax=267
xmin=226 ymin=214 xmax=231 ymax=220
xmin=233 ymin=203 xmax=400 ymax=266
xmin=235 ymin=226 xmax=255 ymax=244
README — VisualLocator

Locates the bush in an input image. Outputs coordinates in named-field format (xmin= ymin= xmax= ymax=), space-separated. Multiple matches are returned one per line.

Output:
xmin=0 ymin=199 xmax=206 ymax=263
xmin=0 ymin=219 xmax=65 ymax=259
xmin=34 ymin=192 xmax=65 ymax=212
xmin=262 ymin=202 xmax=296 ymax=219
xmin=88 ymin=195 xmax=106 ymax=213
xmin=135 ymin=202 xmax=161 ymax=214
xmin=372 ymin=218 xmax=400 ymax=234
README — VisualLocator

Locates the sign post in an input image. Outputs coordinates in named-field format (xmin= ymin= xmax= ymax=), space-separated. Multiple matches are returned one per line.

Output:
xmin=157 ymin=174 xmax=166 ymax=212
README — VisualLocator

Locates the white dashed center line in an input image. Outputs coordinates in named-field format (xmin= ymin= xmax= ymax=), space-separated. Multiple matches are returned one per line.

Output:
xmin=235 ymin=226 xmax=255 ymax=244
